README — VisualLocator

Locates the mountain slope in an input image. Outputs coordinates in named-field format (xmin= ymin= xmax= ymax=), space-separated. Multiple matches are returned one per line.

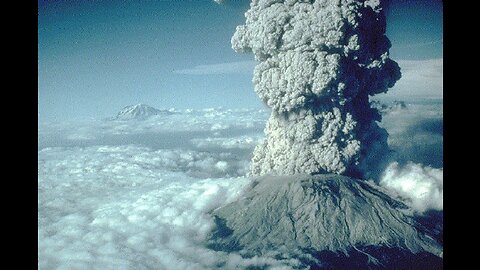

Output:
xmin=209 ymin=174 xmax=442 ymax=268
xmin=112 ymin=104 xmax=174 ymax=120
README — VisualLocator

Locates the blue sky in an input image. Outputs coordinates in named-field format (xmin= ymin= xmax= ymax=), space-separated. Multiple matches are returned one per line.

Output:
xmin=38 ymin=0 xmax=443 ymax=122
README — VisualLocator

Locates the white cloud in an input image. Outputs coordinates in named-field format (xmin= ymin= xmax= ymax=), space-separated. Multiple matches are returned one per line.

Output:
xmin=191 ymin=134 xmax=264 ymax=150
xmin=173 ymin=60 xmax=255 ymax=75
xmin=379 ymin=101 xmax=443 ymax=168
xmin=38 ymin=145 xmax=301 ymax=269
xmin=38 ymin=102 xmax=442 ymax=268
xmin=384 ymin=58 xmax=443 ymax=98
xmin=376 ymin=101 xmax=443 ymax=213
xmin=380 ymin=162 xmax=443 ymax=213
xmin=38 ymin=108 xmax=269 ymax=150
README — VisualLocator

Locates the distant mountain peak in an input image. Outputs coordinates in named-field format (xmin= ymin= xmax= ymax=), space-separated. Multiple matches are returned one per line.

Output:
xmin=112 ymin=104 xmax=174 ymax=120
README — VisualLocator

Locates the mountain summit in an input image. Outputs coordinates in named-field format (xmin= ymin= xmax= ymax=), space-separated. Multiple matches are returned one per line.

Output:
xmin=112 ymin=104 xmax=174 ymax=120
xmin=209 ymin=174 xmax=443 ymax=269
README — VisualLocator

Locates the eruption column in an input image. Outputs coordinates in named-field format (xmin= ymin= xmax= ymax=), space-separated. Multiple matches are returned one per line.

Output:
xmin=232 ymin=0 xmax=401 ymax=179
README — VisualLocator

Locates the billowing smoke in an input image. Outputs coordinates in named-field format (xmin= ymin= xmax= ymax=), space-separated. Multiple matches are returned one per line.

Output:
xmin=232 ymin=0 xmax=401 ymax=180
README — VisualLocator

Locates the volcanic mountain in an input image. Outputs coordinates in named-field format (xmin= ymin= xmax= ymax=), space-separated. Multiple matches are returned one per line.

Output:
xmin=209 ymin=174 xmax=443 ymax=269
xmin=112 ymin=104 xmax=175 ymax=120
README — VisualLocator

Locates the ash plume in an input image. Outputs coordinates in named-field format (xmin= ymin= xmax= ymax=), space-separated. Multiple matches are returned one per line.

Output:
xmin=232 ymin=0 xmax=401 ymax=180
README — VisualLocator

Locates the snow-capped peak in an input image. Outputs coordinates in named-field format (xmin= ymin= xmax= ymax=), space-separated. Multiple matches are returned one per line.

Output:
xmin=113 ymin=104 xmax=173 ymax=120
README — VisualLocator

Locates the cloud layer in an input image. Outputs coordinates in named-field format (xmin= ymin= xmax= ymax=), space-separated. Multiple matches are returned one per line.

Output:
xmin=38 ymin=99 xmax=442 ymax=268
xmin=384 ymin=58 xmax=443 ymax=98
xmin=38 ymin=145 xmax=302 ymax=269
xmin=378 ymin=101 xmax=443 ymax=168
xmin=174 ymin=61 xmax=255 ymax=75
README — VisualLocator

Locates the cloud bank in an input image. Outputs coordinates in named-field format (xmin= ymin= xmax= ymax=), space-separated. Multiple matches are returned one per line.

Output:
xmin=38 ymin=145 xmax=303 ymax=269
xmin=379 ymin=102 xmax=443 ymax=168
xmin=38 ymin=99 xmax=442 ymax=268
xmin=386 ymin=58 xmax=443 ymax=98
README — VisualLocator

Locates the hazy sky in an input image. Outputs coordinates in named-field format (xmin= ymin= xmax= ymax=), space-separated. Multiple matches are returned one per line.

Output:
xmin=38 ymin=0 xmax=443 ymax=122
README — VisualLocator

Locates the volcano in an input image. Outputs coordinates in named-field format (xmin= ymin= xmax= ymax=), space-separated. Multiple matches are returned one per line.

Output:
xmin=112 ymin=104 xmax=175 ymax=120
xmin=209 ymin=174 xmax=442 ymax=269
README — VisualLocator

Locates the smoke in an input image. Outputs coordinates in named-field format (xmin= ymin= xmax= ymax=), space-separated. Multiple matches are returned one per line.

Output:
xmin=232 ymin=0 xmax=400 ymax=180
xmin=380 ymin=162 xmax=443 ymax=213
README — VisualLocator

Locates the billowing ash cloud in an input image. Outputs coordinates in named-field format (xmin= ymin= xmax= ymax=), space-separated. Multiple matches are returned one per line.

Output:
xmin=232 ymin=0 xmax=401 ymax=179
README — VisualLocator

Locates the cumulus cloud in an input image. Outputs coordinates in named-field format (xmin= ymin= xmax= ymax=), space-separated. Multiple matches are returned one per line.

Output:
xmin=38 ymin=100 xmax=442 ymax=267
xmin=232 ymin=0 xmax=401 ymax=180
xmin=380 ymin=162 xmax=443 ymax=213
xmin=38 ymin=145 xmax=303 ymax=269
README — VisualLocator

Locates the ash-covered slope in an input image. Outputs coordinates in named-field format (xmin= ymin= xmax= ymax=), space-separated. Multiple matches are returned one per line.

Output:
xmin=112 ymin=104 xmax=175 ymax=120
xmin=210 ymin=174 xmax=442 ymax=268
